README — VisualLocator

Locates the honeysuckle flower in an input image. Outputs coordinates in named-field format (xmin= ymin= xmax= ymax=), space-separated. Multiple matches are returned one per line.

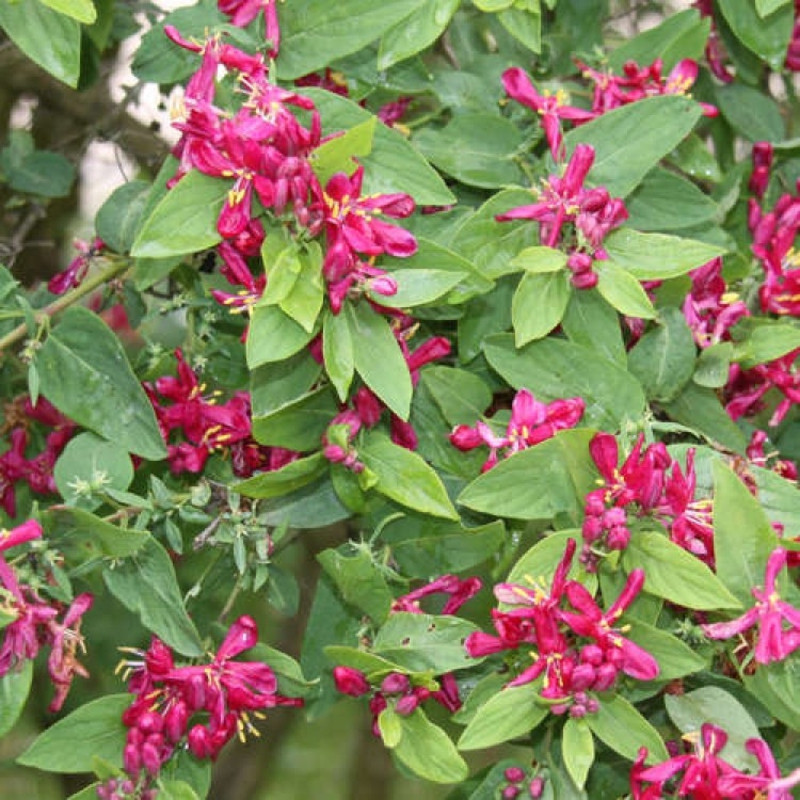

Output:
xmin=47 ymin=237 xmax=105 ymax=295
xmin=717 ymin=738 xmax=800 ymax=799
xmin=501 ymin=67 xmax=594 ymax=160
xmin=560 ymin=569 xmax=659 ymax=681
xmin=450 ymin=388 xmax=585 ymax=472
xmin=322 ymin=167 xmax=417 ymax=282
xmin=631 ymin=723 xmax=734 ymax=800
xmin=750 ymin=142 xmax=774 ymax=199
xmin=701 ymin=547 xmax=800 ymax=664
xmin=392 ymin=575 xmax=482 ymax=615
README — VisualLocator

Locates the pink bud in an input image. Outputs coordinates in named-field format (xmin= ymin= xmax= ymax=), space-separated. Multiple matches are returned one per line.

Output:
xmin=333 ymin=666 xmax=370 ymax=697
xmin=395 ymin=693 xmax=420 ymax=716
xmin=504 ymin=766 xmax=526 ymax=783
xmin=380 ymin=673 xmax=410 ymax=695
xmin=529 ymin=776 xmax=545 ymax=798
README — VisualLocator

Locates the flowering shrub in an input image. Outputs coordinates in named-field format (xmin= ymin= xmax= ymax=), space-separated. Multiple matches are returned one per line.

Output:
xmin=1 ymin=1 xmax=800 ymax=798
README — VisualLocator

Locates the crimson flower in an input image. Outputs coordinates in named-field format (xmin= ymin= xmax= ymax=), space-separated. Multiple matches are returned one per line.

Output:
xmin=718 ymin=738 xmax=800 ymax=799
xmin=701 ymin=546 xmax=800 ymax=664
xmin=450 ymin=388 xmax=585 ymax=471
xmin=501 ymin=67 xmax=594 ymax=160
xmin=560 ymin=569 xmax=659 ymax=682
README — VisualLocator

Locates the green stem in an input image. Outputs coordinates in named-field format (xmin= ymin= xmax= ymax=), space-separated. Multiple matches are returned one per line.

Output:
xmin=0 ymin=257 xmax=130 ymax=354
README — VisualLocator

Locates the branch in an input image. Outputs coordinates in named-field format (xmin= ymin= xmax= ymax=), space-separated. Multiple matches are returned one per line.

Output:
xmin=0 ymin=258 xmax=130 ymax=354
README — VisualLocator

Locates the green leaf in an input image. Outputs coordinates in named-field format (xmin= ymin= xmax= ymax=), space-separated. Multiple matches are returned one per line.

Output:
xmin=246 ymin=304 xmax=318 ymax=368
xmin=562 ymin=290 xmax=626 ymax=366
xmin=457 ymin=430 xmax=598 ymax=521
xmin=694 ymin=342 xmax=733 ymax=388
xmin=414 ymin=114 xmax=524 ymax=189
xmin=360 ymin=432 xmax=459 ymax=520
xmin=714 ymin=82 xmax=785 ymax=142
xmin=37 ymin=307 xmax=166 ymax=460
xmin=512 ymin=271 xmax=571 ymax=346
xmin=458 ymin=682 xmax=548 ymax=750
xmin=498 ymin=5 xmax=542 ymax=53
xmin=311 ymin=117 xmax=377 ymax=186
xmin=317 ymin=546 xmax=394 ymax=623
xmin=53 ymin=432 xmax=133 ymax=506
xmin=421 ymin=366 xmax=493 ymax=427
xmin=393 ymin=708 xmax=468 ymax=783
xmin=660 ymin=382 xmax=747 ymax=453
xmin=0 ymin=661 xmax=32 ymax=737
xmin=158 ymin=781 xmax=199 ymax=800
xmin=302 ymin=89 xmax=455 ymax=206
xmin=38 ymin=0 xmax=95 ymax=23
xmin=379 ymin=708 xmax=404 ymax=748
xmin=345 ymin=302 xmax=412 ymax=419
xmin=233 ymin=453 xmax=327 ymax=499
xmin=712 ymin=460 xmax=779 ymax=605
xmin=563 ymin=95 xmax=703 ymax=197
xmin=371 ymin=269 xmax=464 ymax=308
xmin=586 ymin=694 xmax=668 ymax=763
xmin=46 ymin=507 xmax=150 ymax=561
xmin=510 ymin=246 xmax=568 ymax=274
xmin=627 ymin=308 xmax=696 ymax=402
xmin=252 ymin=386 xmax=339 ymax=451
xmin=625 ymin=168 xmax=719 ymax=232
xmin=95 ymin=181 xmax=151 ymax=254
xmin=624 ymin=531 xmax=742 ymax=610
xmin=756 ymin=0 xmax=791 ymax=15
xmin=732 ymin=318 xmax=800 ymax=367
xmin=4 ymin=150 xmax=76 ymax=198
xmin=506 ymin=530 xmax=597 ymax=592
xmin=17 ymin=694 xmax=130 ymax=773
xmin=373 ymin=612 xmax=481 ymax=672
xmin=717 ymin=0 xmax=794 ymax=69
xmin=603 ymin=229 xmax=725 ymax=280
xmin=0 ymin=0 xmax=81 ymax=86
xmin=563 ymin=718 xmax=594 ymax=790
xmin=388 ymin=520 xmax=506 ymax=576
xmin=279 ymin=243 xmax=324 ymax=333
xmin=131 ymin=170 xmax=227 ymax=258
xmin=250 ymin=349 xmax=322 ymax=417
xmin=665 ymin=687 xmax=761 ymax=772
xmin=623 ymin=618 xmax=706 ymax=681
xmin=322 ymin=309 xmax=354 ymax=401
xmin=277 ymin=0 xmax=430 ymax=79
xmin=452 ymin=188 xmax=539 ymax=281
xmin=103 ymin=538 xmax=203 ymax=657
xmin=608 ymin=9 xmax=709 ymax=72
xmin=595 ymin=261 xmax=656 ymax=319
xmin=483 ymin=334 xmax=646 ymax=431
xmin=377 ymin=0 xmax=460 ymax=70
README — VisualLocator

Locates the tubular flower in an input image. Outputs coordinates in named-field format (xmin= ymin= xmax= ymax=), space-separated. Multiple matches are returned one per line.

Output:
xmin=501 ymin=67 xmax=594 ymax=160
xmin=631 ymin=723 xmax=734 ymax=800
xmin=450 ymin=388 xmax=585 ymax=471
xmin=701 ymin=547 xmax=800 ymax=665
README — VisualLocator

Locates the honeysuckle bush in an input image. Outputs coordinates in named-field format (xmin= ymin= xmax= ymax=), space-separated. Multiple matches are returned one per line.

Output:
xmin=3 ymin=0 xmax=800 ymax=798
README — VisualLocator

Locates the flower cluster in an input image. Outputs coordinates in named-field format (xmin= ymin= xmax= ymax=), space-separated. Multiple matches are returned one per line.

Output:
xmin=578 ymin=57 xmax=717 ymax=117
xmin=682 ymin=258 xmax=749 ymax=349
xmin=333 ymin=573 xmax=480 ymax=732
xmin=111 ymin=616 xmax=302 ymax=797
xmin=581 ymin=433 xmax=714 ymax=568
xmin=0 ymin=395 xmax=75 ymax=517
xmin=632 ymin=722 xmax=800 ymax=799
xmin=499 ymin=766 xmax=546 ymax=800
xmin=496 ymin=144 xmax=628 ymax=289
xmin=465 ymin=539 xmax=659 ymax=716
xmin=0 ymin=520 xmax=93 ymax=712
xmin=144 ymin=349 xmax=297 ymax=477
xmin=449 ymin=387 xmax=585 ymax=472
xmin=164 ymin=27 xmax=417 ymax=317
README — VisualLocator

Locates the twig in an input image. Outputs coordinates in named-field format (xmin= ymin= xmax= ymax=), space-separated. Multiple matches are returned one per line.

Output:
xmin=0 ymin=257 xmax=130 ymax=354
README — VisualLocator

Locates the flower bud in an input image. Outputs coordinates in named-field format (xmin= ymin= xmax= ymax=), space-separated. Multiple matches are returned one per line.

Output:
xmin=333 ymin=666 xmax=370 ymax=697
xmin=504 ymin=766 xmax=526 ymax=783
xmin=395 ymin=693 xmax=420 ymax=716
xmin=380 ymin=673 xmax=410 ymax=695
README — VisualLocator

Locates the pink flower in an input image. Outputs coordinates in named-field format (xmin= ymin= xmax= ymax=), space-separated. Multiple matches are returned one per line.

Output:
xmin=450 ymin=388 xmax=585 ymax=471
xmin=702 ymin=547 xmax=800 ymax=664
xmin=501 ymin=67 xmax=594 ymax=160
